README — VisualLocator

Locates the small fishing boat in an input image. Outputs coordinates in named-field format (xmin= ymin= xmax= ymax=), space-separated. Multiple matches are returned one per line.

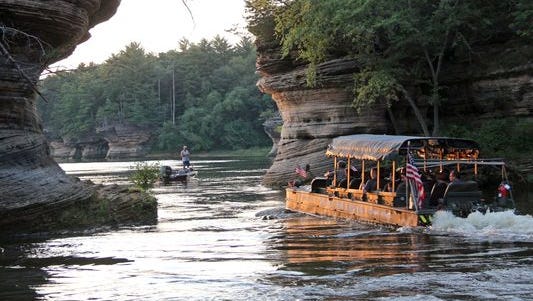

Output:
xmin=159 ymin=165 xmax=198 ymax=183
xmin=286 ymin=134 xmax=515 ymax=227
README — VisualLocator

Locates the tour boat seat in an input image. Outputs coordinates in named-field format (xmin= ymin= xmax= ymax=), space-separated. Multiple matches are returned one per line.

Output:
xmin=441 ymin=180 xmax=482 ymax=207
xmin=311 ymin=177 xmax=328 ymax=193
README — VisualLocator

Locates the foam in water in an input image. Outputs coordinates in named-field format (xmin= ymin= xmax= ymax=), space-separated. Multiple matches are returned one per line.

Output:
xmin=430 ymin=210 xmax=533 ymax=241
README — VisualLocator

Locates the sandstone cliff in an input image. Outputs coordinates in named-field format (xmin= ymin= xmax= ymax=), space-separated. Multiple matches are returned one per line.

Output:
xmin=47 ymin=123 xmax=154 ymax=161
xmin=0 ymin=0 xmax=157 ymax=232
xmin=97 ymin=123 xmax=153 ymax=159
xmin=256 ymin=40 xmax=532 ymax=186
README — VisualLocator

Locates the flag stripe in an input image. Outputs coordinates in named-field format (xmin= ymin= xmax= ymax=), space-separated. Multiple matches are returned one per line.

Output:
xmin=406 ymin=153 xmax=425 ymax=208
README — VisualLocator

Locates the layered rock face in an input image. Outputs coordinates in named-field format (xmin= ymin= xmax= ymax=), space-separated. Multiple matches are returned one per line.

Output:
xmin=47 ymin=123 xmax=153 ymax=161
xmin=262 ymin=114 xmax=282 ymax=157
xmin=0 ymin=0 xmax=122 ymax=230
xmin=257 ymin=47 xmax=390 ymax=185
xmin=49 ymin=134 xmax=109 ymax=160
xmin=97 ymin=123 xmax=153 ymax=159
xmin=257 ymin=41 xmax=532 ymax=186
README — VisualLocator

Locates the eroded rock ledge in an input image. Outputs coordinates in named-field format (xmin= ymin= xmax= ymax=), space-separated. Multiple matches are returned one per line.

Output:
xmin=0 ymin=0 xmax=156 ymax=233
xmin=257 ymin=49 xmax=390 ymax=186
xmin=0 ymin=180 xmax=157 ymax=234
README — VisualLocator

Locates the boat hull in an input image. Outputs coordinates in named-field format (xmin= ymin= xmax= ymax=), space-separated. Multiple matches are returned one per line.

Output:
xmin=159 ymin=167 xmax=198 ymax=183
xmin=286 ymin=188 xmax=433 ymax=227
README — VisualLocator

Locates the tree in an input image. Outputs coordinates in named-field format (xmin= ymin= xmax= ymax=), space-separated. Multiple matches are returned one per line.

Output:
xmin=39 ymin=37 xmax=275 ymax=153
xmin=251 ymin=0 xmax=524 ymax=136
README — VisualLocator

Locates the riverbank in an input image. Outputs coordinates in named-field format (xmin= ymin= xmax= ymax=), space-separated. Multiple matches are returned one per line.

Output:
xmin=147 ymin=147 xmax=272 ymax=160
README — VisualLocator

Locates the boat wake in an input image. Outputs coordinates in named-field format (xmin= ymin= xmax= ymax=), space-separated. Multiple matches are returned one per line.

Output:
xmin=429 ymin=210 xmax=533 ymax=242
xmin=255 ymin=207 xmax=298 ymax=220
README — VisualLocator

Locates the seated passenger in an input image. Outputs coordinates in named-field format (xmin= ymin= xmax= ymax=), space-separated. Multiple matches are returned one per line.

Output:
xmin=496 ymin=181 xmax=511 ymax=206
xmin=348 ymin=165 xmax=359 ymax=178
xmin=449 ymin=169 xmax=462 ymax=184
xmin=363 ymin=167 xmax=378 ymax=193
xmin=349 ymin=178 xmax=361 ymax=189
xmin=382 ymin=169 xmax=399 ymax=192
xmin=429 ymin=171 xmax=448 ymax=207
xmin=422 ymin=172 xmax=435 ymax=194
xmin=335 ymin=160 xmax=347 ymax=187
xmin=395 ymin=173 xmax=407 ymax=194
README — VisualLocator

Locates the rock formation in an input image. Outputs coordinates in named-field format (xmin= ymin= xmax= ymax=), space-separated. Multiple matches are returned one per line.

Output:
xmin=97 ymin=123 xmax=153 ymax=159
xmin=256 ymin=42 xmax=391 ymax=186
xmin=0 ymin=0 xmax=156 ymax=232
xmin=256 ymin=39 xmax=532 ymax=186
xmin=46 ymin=123 xmax=153 ymax=161
xmin=48 ymin=133 xmax=109 ymax=161
xmin=262 ymin=113 xmax=283 ymax=157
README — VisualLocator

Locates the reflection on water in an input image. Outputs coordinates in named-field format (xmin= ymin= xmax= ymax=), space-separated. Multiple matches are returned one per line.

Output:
xmin=0 ymin=157 xmax=532 ymax=300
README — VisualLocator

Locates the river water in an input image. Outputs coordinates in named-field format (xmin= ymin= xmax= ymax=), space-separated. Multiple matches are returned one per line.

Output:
xmin=1 ymin=157 xmax=533 ymax=300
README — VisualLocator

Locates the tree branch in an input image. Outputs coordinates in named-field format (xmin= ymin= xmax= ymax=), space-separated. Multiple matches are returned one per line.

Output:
xmin=400 ymin=87 xmax=430 ymax=136
xmin=0 ymin=40 xmax=49 ymax=103
xmin=435 ymin=28 xmax=451 ymax=80
xmin=0 ymin=26 xmax=51 ymax=102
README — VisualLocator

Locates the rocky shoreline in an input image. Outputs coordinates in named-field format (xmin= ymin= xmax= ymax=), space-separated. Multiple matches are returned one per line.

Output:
xmin=0 ymin=178 xmax=157 ymax=235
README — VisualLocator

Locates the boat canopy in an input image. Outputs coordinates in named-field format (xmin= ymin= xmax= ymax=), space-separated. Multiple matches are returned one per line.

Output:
xmin=325 ymin=134 xmax=480 ymax=161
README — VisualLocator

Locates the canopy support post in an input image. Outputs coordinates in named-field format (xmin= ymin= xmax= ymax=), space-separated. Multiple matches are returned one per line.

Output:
xmin=347 ymin=157 xmax=351 ymax=189
xmin=392 ymin=161 xmax=396 ymax=192
xmin=333 ymin=157 xmax=337 ymax=186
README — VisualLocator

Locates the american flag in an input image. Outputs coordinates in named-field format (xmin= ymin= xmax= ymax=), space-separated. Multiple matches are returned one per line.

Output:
xmin=406 ymin=153 xmax=425 ymax=208
xmin=295 ymin=165 xmax=307 ymax=178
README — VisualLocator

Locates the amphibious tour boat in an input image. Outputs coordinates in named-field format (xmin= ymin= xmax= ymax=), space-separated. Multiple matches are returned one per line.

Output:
xmin=286 ymin=134 xmax=515 ymax=227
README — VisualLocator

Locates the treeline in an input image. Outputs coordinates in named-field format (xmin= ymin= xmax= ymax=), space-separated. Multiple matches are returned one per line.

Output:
xmin=38 ymin=36 xmax=276 ymax=152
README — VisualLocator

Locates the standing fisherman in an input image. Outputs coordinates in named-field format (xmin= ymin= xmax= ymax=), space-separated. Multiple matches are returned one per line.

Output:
xmin=180 ymin=145 xmax=191 ymax=169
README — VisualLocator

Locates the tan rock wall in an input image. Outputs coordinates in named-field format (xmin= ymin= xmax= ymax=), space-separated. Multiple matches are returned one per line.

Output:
xmin=258 ymin=58 xmax=389 ymax=185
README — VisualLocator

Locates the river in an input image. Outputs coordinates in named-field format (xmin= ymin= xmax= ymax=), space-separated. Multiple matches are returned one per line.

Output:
xmin=1 ymin=157 xmax=532 ymax=300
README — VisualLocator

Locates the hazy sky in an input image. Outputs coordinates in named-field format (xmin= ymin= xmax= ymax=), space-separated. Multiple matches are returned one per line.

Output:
xmin=52 ymin=0 xmax=247 ymax=69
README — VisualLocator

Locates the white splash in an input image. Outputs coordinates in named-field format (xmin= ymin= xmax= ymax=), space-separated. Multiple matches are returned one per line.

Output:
xmin=430 ymin=210 xmax=533 ymax=242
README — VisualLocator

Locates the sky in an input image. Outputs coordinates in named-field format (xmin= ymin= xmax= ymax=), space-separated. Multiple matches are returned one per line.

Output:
xmin=52 ymin=0 xmax=248 ymax=69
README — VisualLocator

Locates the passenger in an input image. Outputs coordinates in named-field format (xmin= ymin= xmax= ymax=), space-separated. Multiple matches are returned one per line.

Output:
xmin=496 ymin=181 xmax=511 ymax=206
xmin=323 ymin=169 xmax=334 ymax=186
xmin=382 ymin=169 xmax=398 ymax=192
xmin=363 ymin=167 xmax=378 ymax=193
xmin=395 ymin=172 xmax=407 ymax=194
xmin=449 ymin=169 xmax=462 ymax=184
xmin=429 ymin=170 xmax=448 ymax=207
xmin=335 ymin=161 xmax=347 ymax=187
xmin=422 ymin=171 xmax=435 ymax=197
xmin=347 ymin=165 xmax=360 ymax=189
xmin=348 ymin=165 xmax=358 ymax=178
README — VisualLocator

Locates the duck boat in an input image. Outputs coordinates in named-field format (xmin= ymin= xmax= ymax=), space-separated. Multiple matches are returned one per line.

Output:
xmin=286 ymin=134 xmax=515 ymax=227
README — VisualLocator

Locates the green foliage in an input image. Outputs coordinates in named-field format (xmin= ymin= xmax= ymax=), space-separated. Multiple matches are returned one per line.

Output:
xmin=353 ymin=69 xmax=401 ymax=113
xmin=512 ymin=0 xmax=533 ymax=39
xmin=39 ymin=37 xmax=275 ymax=152
xmin=130 ymin=162 xmax=160 ymax=191
xmin=442 ymin=118 xmax=533 ymax=159
xmin=245 ymin=0 xmax=283 ymax=40
xmin=247 ymin=0 xmax=528 ymax=135
xmin=155 ymin=122 xmax=182 ymax=151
